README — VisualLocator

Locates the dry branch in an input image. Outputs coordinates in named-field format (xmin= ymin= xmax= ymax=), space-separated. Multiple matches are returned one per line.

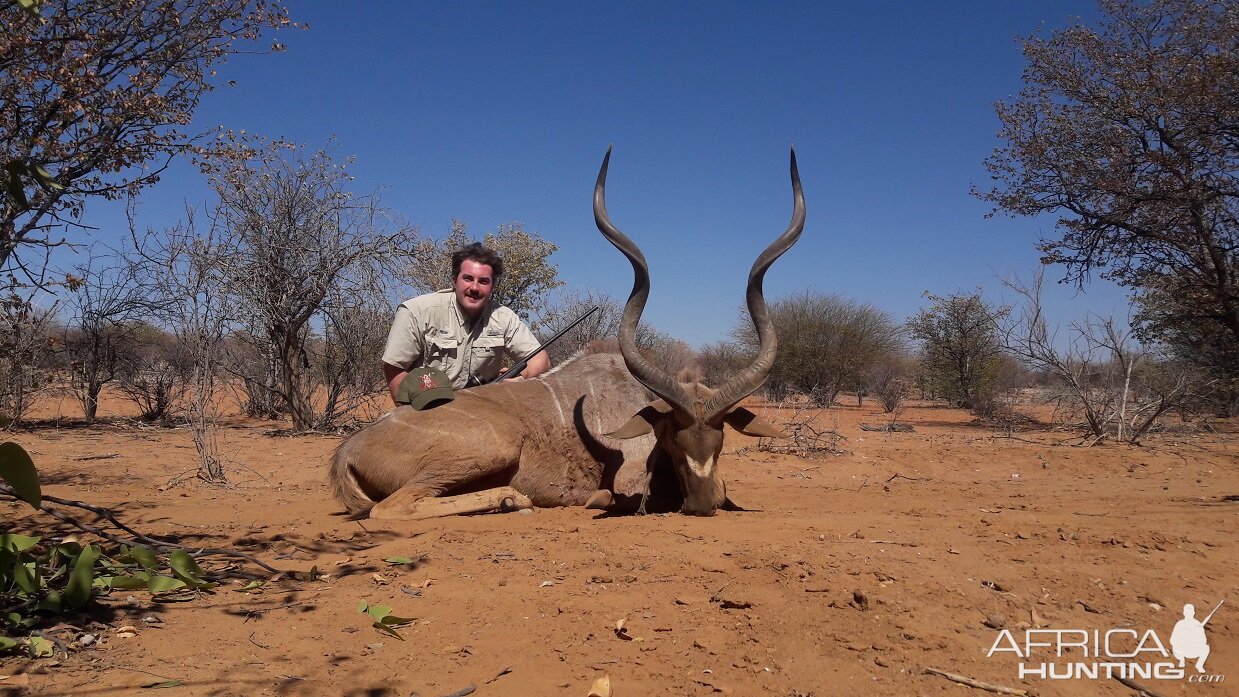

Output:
xmin=1112 ymin=675 xmax=1167 ymax=697
xmin=923 ymin=667 xmax=1028 ymax=695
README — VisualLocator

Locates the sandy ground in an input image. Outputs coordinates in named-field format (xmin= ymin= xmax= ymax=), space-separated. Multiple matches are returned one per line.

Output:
xmin=1 ymin=388 xmax=1235 ymax=697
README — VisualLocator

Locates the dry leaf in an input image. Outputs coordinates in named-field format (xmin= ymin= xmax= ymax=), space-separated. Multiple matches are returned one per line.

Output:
xmin=0 ymin=674 xmax=31 ymax=687
xmin=587 ymin=674 xmax=612 ymax=697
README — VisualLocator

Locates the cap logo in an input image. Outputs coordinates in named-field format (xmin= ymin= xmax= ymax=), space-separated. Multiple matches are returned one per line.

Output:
xmin=420 ymin=373 xmax=436 ymax=389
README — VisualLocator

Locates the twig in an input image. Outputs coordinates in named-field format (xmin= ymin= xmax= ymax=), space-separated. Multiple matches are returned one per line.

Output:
xmin=823 ymin=476 xmax=868 ymax=492
xmin=248 ymin=631 xmax=270 ymax=649
xmin=885 ymin=473 xmax=926 ymax=483
xmin=1112 ymin=675 xmax=1166 ymax=697
xmin=485 ymin=666 xmax=513 ymax=684
xmin=1 ymin=484 xmax=282 ymax=575
xmin=72 ymin=452 xmax=120 ymax=461
xmin=870 ymin=540 xmax=919 ymax=547
xmin=923 ymin=667 xmax=1028 ymax=695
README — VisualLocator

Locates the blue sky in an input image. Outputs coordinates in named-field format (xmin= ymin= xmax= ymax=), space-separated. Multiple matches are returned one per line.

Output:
xmin=83 ymin=0 xmax=1131 ymax=347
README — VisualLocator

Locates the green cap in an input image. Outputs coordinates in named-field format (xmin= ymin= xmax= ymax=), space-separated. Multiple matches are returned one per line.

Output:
xmin=396 ymin=367 xmax=455 ymax=410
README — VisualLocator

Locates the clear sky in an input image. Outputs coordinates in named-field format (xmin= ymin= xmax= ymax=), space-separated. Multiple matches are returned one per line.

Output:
xmin=84 ymin=0 xmax=1132 ymax=348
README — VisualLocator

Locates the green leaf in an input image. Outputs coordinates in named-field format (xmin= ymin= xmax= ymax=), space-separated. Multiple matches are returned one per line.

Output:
xmin=37 ymin=591 xmax=61 ymax=613
xmin=372 ymin=621 xmax=406 ymax=640
xmin=234 ymin=580 xmax=264 ymax=592
xmin=168 ymin=550 xmax=211 ymax=587
xmin=26 ymin=636 xmax=53 ymax=658
xmin=126 ymin=546 xmax=159 ymax=570
xmin=385 ymin=556 xmax=415 ymax=565
xmin=96 ymin=574 xmax=150 ymax=590
xmin=0 ymin=636 xmax=17 ymax=651
xmin=356 ymin=599 xmax=369 ymax=613
xmin=0 ymin=442 xmax=41 ymax=509
xmin=374 ymin=614 xmax=414 ymax=641
xmin=13 ymin=561 xmax=37 ymax=594
xmin=0 ymin=534 xmax=39 ymax=553
xmin=146 ymin=576 xmax=187 ymax=594
xmin=64 ymin=545 xmax=100 ymax=608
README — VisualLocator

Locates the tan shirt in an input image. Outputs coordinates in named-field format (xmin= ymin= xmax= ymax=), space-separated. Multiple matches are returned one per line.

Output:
xmin=381 ymin=289 xmax=541 ymax=388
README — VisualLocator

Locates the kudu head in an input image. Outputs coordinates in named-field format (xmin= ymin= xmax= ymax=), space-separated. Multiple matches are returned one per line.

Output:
xmin=594 ymin=147 xmax=806 ymax=516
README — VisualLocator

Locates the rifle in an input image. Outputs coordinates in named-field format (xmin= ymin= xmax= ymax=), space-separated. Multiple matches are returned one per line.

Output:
xmin=1201 ymin=598 xmax=1225 ymax=626
xmin=478 ymin=305 xmax=600 ymax=385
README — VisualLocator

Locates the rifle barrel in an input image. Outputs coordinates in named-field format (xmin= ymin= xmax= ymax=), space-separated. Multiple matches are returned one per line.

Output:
xmin=494 ymin=305 xmax=600 ymax=383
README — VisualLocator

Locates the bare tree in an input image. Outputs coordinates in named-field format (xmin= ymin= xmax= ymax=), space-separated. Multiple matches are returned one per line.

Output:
xmin=868 ymin=354 xmax=915 ymax=414
xmin=0 ymin=279 xmax=57 ymax=426
xmin=999 ymin=270 xmax=1200 ymax=443
xmin=535 ymin=288 xmax=682 ymax=368
xmin=696 ymin=340 xmax=748 ymax=388
xmin=208 ymin=138 xmax=416 ymax=431
xmin=130 ymin=217 xmax=232 ymax=482
xmin=60 ymin=252 xmax=149 ymax=423
xmin=1 ymin=0 xmax=294 ymax=274
xmin=406 ymin=220 xmax=563 ymax=327
xmin=308 ymin=281 xmax=391 ymax=430
xmin=534 ymin=289 xmax=624 ymax=363
xmin=116 ymin=326 xmax=191 ymax=422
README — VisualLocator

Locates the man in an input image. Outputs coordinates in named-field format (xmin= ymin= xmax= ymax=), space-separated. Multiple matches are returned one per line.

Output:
xmin=382 ymin=242 xmax=551 ymax=403
xmin=1170 ymin=603 xmax=1212 ymax=673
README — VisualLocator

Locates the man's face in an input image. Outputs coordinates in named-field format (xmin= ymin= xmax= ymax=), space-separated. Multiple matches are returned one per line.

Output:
xmin=453 ymin=259 xmax=495 ymax=319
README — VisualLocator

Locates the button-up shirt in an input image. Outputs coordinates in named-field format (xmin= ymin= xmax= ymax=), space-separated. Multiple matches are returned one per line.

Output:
xmin=381 ymin=289 xmax=541 ymax=389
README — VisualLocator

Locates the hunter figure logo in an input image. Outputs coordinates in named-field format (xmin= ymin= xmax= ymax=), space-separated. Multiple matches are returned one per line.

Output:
xmin=987 ymin=598 xmax=1225 ymax=684
xmin=1172 ymin=602 xmax=1220 ymax=674
xmin=420 ymin=373 xmax=437 ymax=390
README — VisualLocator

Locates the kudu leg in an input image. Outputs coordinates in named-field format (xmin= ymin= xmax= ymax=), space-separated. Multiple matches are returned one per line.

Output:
xmin=370 ymin=485 xmax=534 ymax=521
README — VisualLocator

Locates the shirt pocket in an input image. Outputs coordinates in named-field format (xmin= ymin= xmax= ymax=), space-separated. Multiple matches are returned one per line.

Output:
xmin=427 ymin=337 xmax=459 ymax=362
xmin=470 ymin=336 xmax=506 ymax=374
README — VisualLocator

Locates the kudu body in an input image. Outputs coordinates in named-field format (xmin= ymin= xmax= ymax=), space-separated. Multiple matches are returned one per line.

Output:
xmin=328 ymin=148 xmax=804 ymax=518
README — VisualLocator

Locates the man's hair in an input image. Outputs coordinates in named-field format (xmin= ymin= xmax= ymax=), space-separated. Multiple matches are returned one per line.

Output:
xmin=451 ymin=242 xmax=504 ymax=281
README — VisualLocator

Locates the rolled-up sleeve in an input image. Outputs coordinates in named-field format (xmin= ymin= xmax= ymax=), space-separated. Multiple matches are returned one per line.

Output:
xmin=381 ymin=304 xmax=423 ymax=370
xmin=504 ymin=315 xmax=542 ymax=361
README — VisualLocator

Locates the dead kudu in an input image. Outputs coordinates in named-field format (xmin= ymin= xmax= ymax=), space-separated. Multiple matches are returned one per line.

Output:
xmin=329 ymin=148 xmax=804 ymax=519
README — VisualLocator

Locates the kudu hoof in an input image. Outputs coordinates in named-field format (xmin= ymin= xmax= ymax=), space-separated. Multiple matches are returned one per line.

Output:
xmin=584 ymin=490 xmax=614 ymax=510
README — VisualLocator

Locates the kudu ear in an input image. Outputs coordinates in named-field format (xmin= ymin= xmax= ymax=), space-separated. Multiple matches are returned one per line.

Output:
xmin=723 ymin=406 xmax=784 ymax=438
xmin=606 ymin=399 xmax=674 ymax=440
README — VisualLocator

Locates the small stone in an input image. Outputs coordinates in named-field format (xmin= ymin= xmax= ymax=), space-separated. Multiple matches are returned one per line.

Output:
xmin=982 ymin=614 xmax=1006 ymax=630
xmin=874 ymin=656 xmax=891 ymax=668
